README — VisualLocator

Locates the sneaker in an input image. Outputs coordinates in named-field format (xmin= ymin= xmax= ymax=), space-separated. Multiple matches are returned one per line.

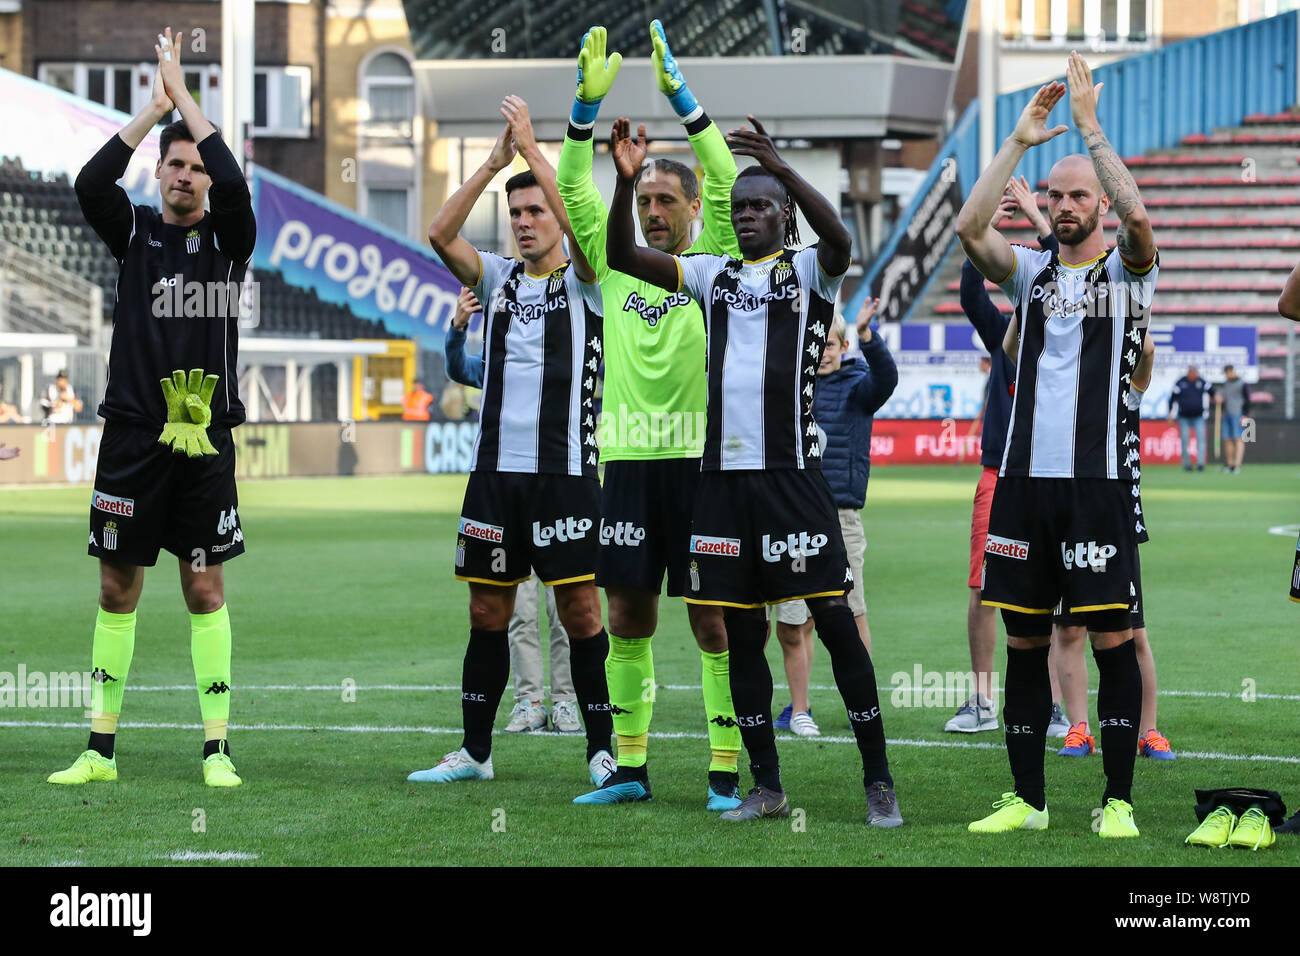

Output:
xmin=774 ymin=703 xmax=793 ymax=730
xmin=550 ymin=700 xmax=582 ymax=734
xmin=503 ymin=700 xmax=547 ymax=733
xmin=1138 ymin=728 xmax=1175 ymax=760
xmin=407 ymin=748 xmax=494 ymax=783
xmin=944 ymin=695 xmax=998 ymax=733
xmin=790 ymin=711 xmax=820 ymax=737
xmin=588 ymin=749 xmax=616 ymax=786
xmin=706 ymin=771 xmax=742 ymax=812
xmin=1227 ymin=807 xmax=1275 ymax=850
xmin=719 ymin=786 xmax=790 ymax=821
xmin=866 ymin=781 xmax=903 ymax=828
xmin=1057 ymin=721 xmax=1095 ymax=757
xmin=1047 ymin=703 xmax=1070 ymax=738
xmin=968 ymin=793 xmax=1048 ymax=833
xmin=202 ymin=750 xmax=243 ymax=788
xmin=1277 ymin=811 xmax=1300 ymax=835
xmin=1099 ymin=797 xmax=1140 ymax=838
xmin=47 ymin=749 xmax=117 ymax=785
xmin=573 ymin=765 xmax=651 ymax=804
xmin=1185 ymin=806 xmax=1236 ymax=848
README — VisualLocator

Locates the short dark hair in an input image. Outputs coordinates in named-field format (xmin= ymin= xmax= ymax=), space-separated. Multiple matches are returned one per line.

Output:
xmin=1224 ymin=364 xmax=1235 ymax=373
xmin=736 ymin=165 xmax=800 ymax=246
xmin=633 ymin=158 xmax=699 ymax=201
xmin=504 ymin=170 xmax=540 ymax=203
xmin=159 ymin=120 xmax=221 ymax=161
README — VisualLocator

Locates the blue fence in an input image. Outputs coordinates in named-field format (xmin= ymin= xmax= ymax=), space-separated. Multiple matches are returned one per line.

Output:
xmin=849 ymin=10 xmax=1299 ymax=323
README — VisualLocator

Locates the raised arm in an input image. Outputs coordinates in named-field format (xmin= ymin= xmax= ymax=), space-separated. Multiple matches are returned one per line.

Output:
xmin=1006 ymin=174 xmax=1051 ymax=240
xmin=501 ymin=95 xmax=595 ymax=283
xmin=606 ymin=118 xmax=680 ymax=291
xmin=428 ymin=125 xmax=517 ymax=287
xmin=956 ymin=82 xmax=1068 ymax=283
xmin=1067 ymin=52 xmax=1155 ymax=266
xmin=76 ymin=56 xmax=174 ymax=261
xmin=851 ymin=300 xmax=898 ymax=415
xmin=727 ymin=115 xmax=850 ymax=276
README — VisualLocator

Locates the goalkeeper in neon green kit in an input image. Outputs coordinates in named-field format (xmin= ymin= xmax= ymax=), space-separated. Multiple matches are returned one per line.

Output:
xmin=562 ymin=22 xmax=744 ymax=807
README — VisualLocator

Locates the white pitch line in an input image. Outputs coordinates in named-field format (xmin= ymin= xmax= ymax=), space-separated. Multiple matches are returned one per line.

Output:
xmin=4 ymin=719 xmax=1298 ymax=763
xmin=110 ymin=683 xmax=1300 ymax=701
xmin=162 ymin=851 xmax=260 ymax=862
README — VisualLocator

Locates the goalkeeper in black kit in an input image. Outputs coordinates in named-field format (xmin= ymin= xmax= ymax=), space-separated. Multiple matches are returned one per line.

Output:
xmin=48 ymin=28 xmax=255 ymax=789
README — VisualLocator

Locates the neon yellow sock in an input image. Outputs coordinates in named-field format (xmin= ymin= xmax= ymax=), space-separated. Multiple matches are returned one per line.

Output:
xmin=90 ymin=608 xmax=136 ymax=734
xmin=701 ymin=649 xmax=741 ymax=771
xmin=606 ymin=635 xmax=653 ymax=768
xmin=191 ymin=605 xmax=232 ymax=742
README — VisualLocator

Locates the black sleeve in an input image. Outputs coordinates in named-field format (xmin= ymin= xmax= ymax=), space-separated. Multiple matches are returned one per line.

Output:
xmin=197 ymin=132 xmax=256 ymax=263
xmin=960 ymin=259 xmax=1010 ymax=355
xmin=1039 ymin=232 xmax=1060 ymax=255
xmin=1242 ymin=382 xmax=1252 ymax=417
xmin=74 ymin=134 xmax=136 ymax=262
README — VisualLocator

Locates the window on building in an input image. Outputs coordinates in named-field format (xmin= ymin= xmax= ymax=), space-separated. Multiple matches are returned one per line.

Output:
xmin=462 ymin=190 xmax=500 ymax=252
xmin=366 ymin=187 xmax=410 ymax=235
xmin=362 ymin=52 xmax=414 ymax=140
xmin=253 ymin=66 xmax=311 ymax=137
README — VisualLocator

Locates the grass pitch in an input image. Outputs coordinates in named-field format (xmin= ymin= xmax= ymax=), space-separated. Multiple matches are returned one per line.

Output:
xmin=2 ymin=465 xmax=1297 ymax=866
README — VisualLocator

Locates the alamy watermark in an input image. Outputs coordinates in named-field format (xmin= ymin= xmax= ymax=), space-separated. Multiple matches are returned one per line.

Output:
xmin=889 ymin=665 xmax=1002 ymax=709
xmin=0 ymin=666 xmax=97 ymax=710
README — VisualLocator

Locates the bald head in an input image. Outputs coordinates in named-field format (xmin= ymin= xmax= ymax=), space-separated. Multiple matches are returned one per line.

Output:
xmin=1046 ymin=153 xmax=1109 ymax=248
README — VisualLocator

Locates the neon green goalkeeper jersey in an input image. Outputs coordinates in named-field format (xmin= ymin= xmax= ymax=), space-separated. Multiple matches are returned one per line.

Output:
xmin=557 ymin=123 xmax=739 ymax=461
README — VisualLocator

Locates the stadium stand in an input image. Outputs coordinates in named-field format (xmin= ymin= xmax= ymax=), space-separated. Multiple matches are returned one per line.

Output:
xmin=0 ymin=155 xmax=396 ymax=343
xmin=911 ymin=108 xmax=1300 ymax=410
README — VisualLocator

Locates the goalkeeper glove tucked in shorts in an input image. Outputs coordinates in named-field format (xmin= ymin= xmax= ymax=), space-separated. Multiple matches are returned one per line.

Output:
xmin=158 ymin=368 xmax=219 ymax=458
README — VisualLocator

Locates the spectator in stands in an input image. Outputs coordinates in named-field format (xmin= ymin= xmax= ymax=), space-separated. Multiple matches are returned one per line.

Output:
xmin=0 ymin=400 xmax=26 ymax=423
xmin=1167 ymin=365 xmax=1211 ymax=471
xmin=402 ymin=379 xmax=434 ymax=421
xmin=443 ymin=285 xmax=579 ymax=736
xmin=771 ymin=295 xmax=896 ymax=738
xmin=1215 ymin=364 xmax=1251 ymax=474
xmin=41 ymin=370 xmax=83 ymax=424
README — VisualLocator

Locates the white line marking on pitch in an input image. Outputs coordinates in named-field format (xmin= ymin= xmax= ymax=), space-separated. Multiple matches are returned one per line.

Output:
xmin=162 ymin=851 xmax=259 ymax=862
xmin=115 ymin=682 xmax=1300 ymax=701
xmin=4 ymin=720 xmax=1297 ymax=764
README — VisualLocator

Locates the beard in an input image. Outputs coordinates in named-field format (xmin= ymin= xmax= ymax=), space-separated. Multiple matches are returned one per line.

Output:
xmin=1052 ymin=205 xmax=1101 ymax=244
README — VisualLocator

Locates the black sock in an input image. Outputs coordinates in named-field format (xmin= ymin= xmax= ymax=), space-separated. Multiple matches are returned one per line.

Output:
xmin=460 ymin=628 xmax=509 ymax=763
xmin=87 ymin=732 xmax=114 ymax=759
xmin=569 ymin=628 xmax=613 ymax=761
xmin=202 ymin=738 xmax=230 ymax=759
xmin=723 ymin=609 xmax=782 ymax=791
xmin=810 ymin=602 xmax=892 ymax=787
xmin=1003 ymin=644 xmax=1051 ymax=811
xmin=708 ymin=768 xmax=739 ymax=793
xmin=1094 ymin=640 xmax=1141 ymax=805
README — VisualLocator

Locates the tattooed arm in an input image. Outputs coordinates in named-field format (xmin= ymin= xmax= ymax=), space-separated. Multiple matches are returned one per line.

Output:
xmin=1067 ymin=51 xmax=1155 ymax=266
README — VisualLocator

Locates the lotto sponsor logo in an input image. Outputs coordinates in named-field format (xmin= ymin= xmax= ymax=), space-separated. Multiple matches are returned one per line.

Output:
xmin=985 ymin=534 xmax=1029 ymax=561
xmin=92 ymin=491 xmax=135 ymax=517
xmin=762 ymin=532 xmax=828 ymax=563
xmin=689 ymin=535 xmax=742 ymax=557
xmin=599 ymin=520 xmax=647 ymax=547
xmin=532 ymin=516 xmax=593 ymax=547
xmin=1062 ymin=540 xmax=1117 ymax=572
xmin=459 ymin=517 xmax=504 ymax=543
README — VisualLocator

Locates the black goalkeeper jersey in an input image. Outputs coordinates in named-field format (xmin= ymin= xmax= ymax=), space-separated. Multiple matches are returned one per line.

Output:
xmin=76 ymin=132 xmax=256 ymax=429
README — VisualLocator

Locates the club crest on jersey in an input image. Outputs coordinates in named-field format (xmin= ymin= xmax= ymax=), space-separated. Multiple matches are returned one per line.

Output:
xmin=456 ymin=537 xmax=466 ymax=567
xmin=547 ymin=269 xmax=565 ymax=296
xmin=185 ymin=229 xmax=200 ymax=255
xmin=689 ymin=560 xmax=700 ymax=591
xmin=773 ymin=260 xmax=793 ymax=282
xmin=103 ymin=521 xmax=118 ymax=551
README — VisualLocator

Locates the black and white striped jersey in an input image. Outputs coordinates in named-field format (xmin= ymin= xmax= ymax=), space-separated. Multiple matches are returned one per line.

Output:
xmin=470 ymin=251 xmax=603 ymax=478
xmin=997 ymin=245 xmax=1158 ymax=480
xmin=676 ymin=246 xmax=843 ymax=471
xmin=1124 ymin=381 xmax=1150 ymax=543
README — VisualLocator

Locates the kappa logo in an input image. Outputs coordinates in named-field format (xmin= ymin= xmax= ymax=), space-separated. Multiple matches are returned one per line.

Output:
xmin=147 ymin=236 xmax=162 ymax=247
xmin=532 ymin=516 xmax=593 ymax=547
xmin=608 ymin=704 xmax=631 ymax=715
xmin=91 ymin=667 xmax=118 ymax=684
xmin=599 ymin=520 xmax=646 ymax=547
xmin=92 ymin=491 xmax=135 ymax=518
xmin=1061 ymin=540 xmax=1117 ymax=572
xmin=689 ymin=535 xmax=741 ymax=557
xmin=217 ymin=506 xmax=238 ymax=535
xmin=985 ymin=534 xmax=1029 ymax=561
xmin=761 ymin=532 xmax=827 ymax=564
xmin=710 ymin=715 xmax=738 ymax=728
xmin=459 ymin=517 xmax=504 ymax=543
xmin=203 ymin=681 xmax=230 ymax=695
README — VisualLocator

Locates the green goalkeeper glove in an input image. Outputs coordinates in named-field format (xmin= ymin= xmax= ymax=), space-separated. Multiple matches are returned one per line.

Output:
xmin=158 ymin=368 xmax=220 ymax=458
xmin=572 ymin=26 xmax=621 ymax=127
xmin=650 ymin=19 xmax=699 ymax=121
